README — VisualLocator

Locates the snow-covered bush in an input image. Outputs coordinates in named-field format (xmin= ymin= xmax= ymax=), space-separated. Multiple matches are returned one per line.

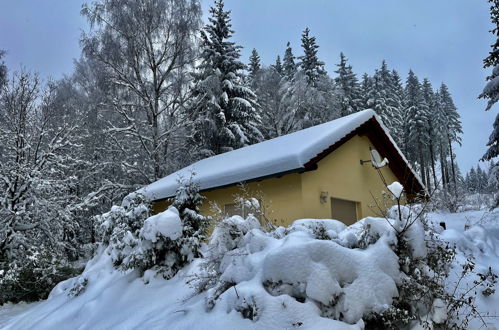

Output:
xmin=189 ymin=214 xmax=261 ymax=303
xmin=170 ymin=176 xmax=210 ymax=265
xmin=96 ymin=193 xmax=150 ymax=267
xmin=430 ymin=185 xmax=466 ymax=213
xmin=99 ymin=177 xmax=209 ymax=279
xmin=0 ymin=248 xmax=83 ymax=304
xmin=187 ymin=181 xmax=496 ymax=328
xmin=366 ymin=182 xmax=498 ymax=329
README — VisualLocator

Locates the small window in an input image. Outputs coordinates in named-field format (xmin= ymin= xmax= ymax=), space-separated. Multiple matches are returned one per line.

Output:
xmin=331 ymin=197 xmax=358 ymax=224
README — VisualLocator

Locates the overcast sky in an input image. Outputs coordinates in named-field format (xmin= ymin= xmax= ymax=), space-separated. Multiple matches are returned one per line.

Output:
xmin=0 ymin=0 xmax=495 ymax=172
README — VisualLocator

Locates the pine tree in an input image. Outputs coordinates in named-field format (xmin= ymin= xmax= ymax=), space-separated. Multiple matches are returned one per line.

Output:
xmin=468 ymin=167 xmax=478 ymax=193
xmin=370 ymin=61 xmax=402 ymax=137
xmin=272 ymin=55 xmax=283 ymax=75
xmin=171 ymin=176 xmax=209 ymax=263
xmin=360 ymin=73 xmax=373 ymax=110
xmin=190 ymin=0 xmax=262 ymax=157
xmin=421 ymin=78 xmax=438 ymax=189
xmin=480 ymin=1 xmax=499 ymax=209
xmin=0 ymin=50 xmax=6 ymax=89
xmin=248 ymin=48 xmax=261 ymax=79
xmin=334 ymin=52 xmax=362 ymax=116
xmin=298 ymin=28 xmax=326 ymax=86
xmin=283 ymin=42 xmax=296 ymax=81
xmin=404 ymin=70 xmax=431 ymax=187
xmin=439 ymin=83 xmax=462 ymax=187
xmin=386 ymin=69 xmax=405 ymax=146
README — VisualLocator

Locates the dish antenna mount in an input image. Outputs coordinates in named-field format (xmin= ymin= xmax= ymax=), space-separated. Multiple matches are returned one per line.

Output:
xmin=360 ymin=147 xmax=389 ymax=169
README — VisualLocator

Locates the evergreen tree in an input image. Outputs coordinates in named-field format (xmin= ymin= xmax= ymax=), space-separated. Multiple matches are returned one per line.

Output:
xmin=480 ymin=1 xmax=499 ymax=209
xmin=369 ymin=61 xmax=404 ymax=140
xmin=189 ymin=0 xmax=262 ymax=157
xmin=0 ymin=50 xmax=6 ymax=89
xmin=283 ymin=41 xmax=296 ymax=81
xmin=467 ymin=167 xmax=478 ymax=193
xmin=488 ymin=160 xmax=499 ymax=193
xmin=248 ymin=48 xmax=261 ymax=79
xmin=421 ymin=78 xmax=438 ymax=188
xmin=404 ymin=70 xmax=430 ymax=187
xmin=334 ymin=52 xmax=362 ymax=116
xmin=476 ymin=165 xmax=488 ymax=192
xmin=298 ymin=28 xmax=326 ymax=86
xmin=386 ymin=69 xmax=405 ymax=146
xmin=439 ymin=83 xmax=462 ymax=187
xmin=360 ymin=73 xmax=373 ymax=110
xmin=272 ymin=55 xmax=283 ymax=75
xmin=171 ymin=176 xmax=209 ymax=263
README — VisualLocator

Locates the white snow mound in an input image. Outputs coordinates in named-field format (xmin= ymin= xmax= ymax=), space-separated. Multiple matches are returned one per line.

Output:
xmin=141 ymin=206 xmax=182 ymax=241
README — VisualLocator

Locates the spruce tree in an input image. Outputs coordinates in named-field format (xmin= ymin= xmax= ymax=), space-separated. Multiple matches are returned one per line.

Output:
xmin=248 ymin=48 xmax=261 ymax=79
xmin=370 ymin=61 xmax=398 ymax=128
xmin=0 ymin=50 xmax=6 ymax=89
xmin=421 ymin=78 xmax=438 ymax=189
xmin=283 ymin=42 xmax=296 ymax=81
xmin=273 ymin=55 xmax=283 ymax=75
xmin=190 ymin=0 xmax=262 ymax=157
xmin=480 ymin=1 xmax=499 ymax=209
xmin=298 ymin=28 xmax=326 ymax=86
xmin=439 ymin=83 xmax=462 ymax=187
xmin=386 ymin=69 xmax=405 ymax=146
xmin=404 ymin=70 xmax=430 ymax=187
xmin=171 ymin=176 xmax=209 ymax=263
xmin=360 ymin=73 xmax=373 ymax=110
xmin=334 ymin=52 xmax=362 ymax=116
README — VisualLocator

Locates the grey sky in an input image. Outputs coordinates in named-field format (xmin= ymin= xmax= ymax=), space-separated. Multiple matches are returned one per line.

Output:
xmin=0 ymin=0 xmax=495 ymax=173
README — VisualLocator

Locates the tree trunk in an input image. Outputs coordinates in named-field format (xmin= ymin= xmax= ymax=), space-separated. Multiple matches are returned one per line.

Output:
xmin=448 ymin=134 xmax=457 ymax=187
xmin=418 ymin=142 xmax=427 ymax=188
xmin=440 ymin=146 xmax=447 ymax=189
xmin=429 ymin=139 xmax=437 ymax=190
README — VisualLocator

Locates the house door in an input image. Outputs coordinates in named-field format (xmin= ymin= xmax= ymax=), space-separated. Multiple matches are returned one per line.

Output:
xmin=331 ymin=197 xmax=358 ymax=225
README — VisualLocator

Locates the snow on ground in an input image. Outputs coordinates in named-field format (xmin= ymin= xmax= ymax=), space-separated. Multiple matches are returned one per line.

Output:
xmin=1 ymin=209 xmax=499 ymax=329
xmin=428 ymin=209 xmax=499 ymax=329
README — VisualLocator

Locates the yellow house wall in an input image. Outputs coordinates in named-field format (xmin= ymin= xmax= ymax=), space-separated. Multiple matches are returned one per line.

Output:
xmin=300 ymin=134 xmax=399 ymax=225
xmin=151 ymin=173 xmax=304 ymax=227
xmin=199 ymin=173 xmax=304 ymax=227
xmin=152 ymin=134 xmax=401 ymax=227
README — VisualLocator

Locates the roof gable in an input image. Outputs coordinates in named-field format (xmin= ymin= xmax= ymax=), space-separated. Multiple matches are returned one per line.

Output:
xmin=138 ymin=109 xmax=424 ymax=201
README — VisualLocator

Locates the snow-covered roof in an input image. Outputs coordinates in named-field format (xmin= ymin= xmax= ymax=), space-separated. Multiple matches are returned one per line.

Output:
xmin=138 ymin=109 xmax=423 ymax=201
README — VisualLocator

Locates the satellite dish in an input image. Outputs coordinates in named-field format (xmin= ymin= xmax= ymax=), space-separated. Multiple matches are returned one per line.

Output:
xmin=370 ymin=149 xmax=389 ymax=169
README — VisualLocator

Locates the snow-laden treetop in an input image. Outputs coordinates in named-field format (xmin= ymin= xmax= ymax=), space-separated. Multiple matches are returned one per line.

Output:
xmin=137 ymin=109 xmax=404 ymax=201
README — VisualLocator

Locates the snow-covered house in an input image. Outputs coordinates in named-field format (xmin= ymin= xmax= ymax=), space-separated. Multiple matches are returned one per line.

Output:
xmin=138 ymin=109 xmax=424 ymax=225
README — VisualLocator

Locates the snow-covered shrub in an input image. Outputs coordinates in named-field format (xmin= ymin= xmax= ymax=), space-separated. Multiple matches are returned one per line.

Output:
xmin=430 ymin=185 xmax=466 ymax=213
xmin=68 ymin=276 xmax=89 ymax=297
xmin=100 ymin=177 xmax=209 ymax=279
xmin=365 ymin=183 xmax=498 ymax=329
xmin=189 ymin=214 xmax=261 ymax=304
xmin=170 ymin=176 xmax=210 ymax=264
xmin=0 ymin=248 xmax=83 ymax=304
xmin=95 ymin=193 xmax=150 ymax=267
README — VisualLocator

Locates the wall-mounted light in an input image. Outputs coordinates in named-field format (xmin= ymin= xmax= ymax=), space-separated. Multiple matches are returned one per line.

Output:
xmin=320 ymin=191 xmax=328 ymax=204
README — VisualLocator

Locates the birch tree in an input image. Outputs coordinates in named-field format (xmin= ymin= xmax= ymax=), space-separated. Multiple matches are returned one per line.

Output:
xmin=81 ymin=0 xmax=202 ymax=183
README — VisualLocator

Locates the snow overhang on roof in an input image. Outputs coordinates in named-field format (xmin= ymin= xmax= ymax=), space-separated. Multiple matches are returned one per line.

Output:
xmin=136 ymin=109 xmax=425 ymax=201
